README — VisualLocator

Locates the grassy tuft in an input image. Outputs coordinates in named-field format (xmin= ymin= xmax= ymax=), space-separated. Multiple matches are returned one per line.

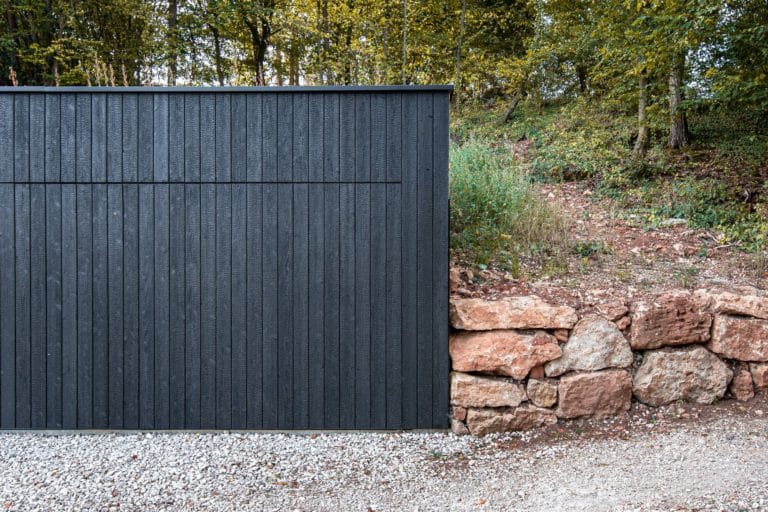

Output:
xmin=449 ymin=139 xmax=570 ymax=267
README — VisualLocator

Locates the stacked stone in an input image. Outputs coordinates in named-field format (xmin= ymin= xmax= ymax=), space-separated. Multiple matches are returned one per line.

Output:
xmin=449 ymin=287 xmax=768 ymax=436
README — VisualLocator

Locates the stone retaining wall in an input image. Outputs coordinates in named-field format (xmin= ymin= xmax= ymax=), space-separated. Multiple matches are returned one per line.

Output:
xmin=449 ymin=288 xmax=768 ymax=435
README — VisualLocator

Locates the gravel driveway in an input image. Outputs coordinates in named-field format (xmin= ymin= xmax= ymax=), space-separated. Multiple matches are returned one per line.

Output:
xmin=2 ymin=413 xmax=767 ymax=512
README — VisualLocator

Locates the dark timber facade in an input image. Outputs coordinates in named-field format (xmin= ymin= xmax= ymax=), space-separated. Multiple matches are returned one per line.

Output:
xmin=0 ymin=86 xmax=451 ymax=430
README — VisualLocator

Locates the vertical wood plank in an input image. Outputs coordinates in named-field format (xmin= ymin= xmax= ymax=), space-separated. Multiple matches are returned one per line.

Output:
xmin=14 ymin=185 xmax=30 ymax=427
xmin=0 ymin=185 xmax=15 ymax=427
xmin=123 ymin=185 xmax=140 ymax=429
xmin=292 ymin=184 xmax=309 ymax=429
xmin=370 ymin=94 xmax=386 ymax=182
xmin=46 ymin=185 xmax=62 ymax=428
xmin=92 ymin=185 xmax=109 ymax=427
xmin=308 ymin=185 xmax=324 ymax=428
xmin=29 ymin=94 xmax=45 ymax=182
xmin=262 ymin=94 xmax=277 ymax=182
xmin=277 ymin=184 xmax=293 ymax=428
xmin=231 ymin=184 xmax=247 ymax=429
xmin=339 ymin=183 xmax=355 ymax=429
xmin=308 ymin=94 xmax=324 ymax=182
xmin=355 ymin=94 xmax=371 ymax=182
xmin=245 ymin=95 xmax=262 ymax=182
xmin=339 ymin=94 xmax=355 ymax=182
xmin=416 ymin=93 xmax=434 ymax=428
xmin=215 ymin=94 xmax=231 ymax=182
xmin=76 ymin=185 xmax=93 ymax=428
xmin=138 ymin=185 xmax=155 ymax=429
xmin=293 ymin=93 xmax=309 ymax=182
xmin=231 ymin=94 xmax=247 ymax=182
xmin=385 ymin=183 xmax=402 ymax=429
xmin=246 ymin=184 xmax=263 ymax=428
xmin=400 ymin=93 xmax=418 ymax=429
xmin=44 ymin=95 xmax=60 ymax=182
xmin=323 ymin=184 xmax=340 ymax=428
xmin=277 ymin=95 xmax=293 ymax=182
xmin=137 ymin=95 xmax=154 ymax=182
xmin=154 ymin=184 xmax=170 ymax=429
xmin=215 ymin=184 xmax=232 ymax=428
xmin=122 ymin=94 xmax=138 ymax=182
xmin=61 ymin=95 xmax=76 ymax=182
xmin=0 ymin=95 xmax=12 ymax=182
xmin=107 ymin=184 xmax=123 ymax=428
xmin=76 ymin=95 xmax=92 ymax=182
xmin=91 ymin=94 xmax=107 ymax=183
xmin=323 ymin=94 xmax=340 ymax=182
xmin=262 ymin=184 xmax=278 ymax=428
xmin=370 ymin=184 xmax=387 ymax=428
xmin=184 ymin=94 xmax=200 ymax=182
xmin=30 ymin=184 xmax=46 ymax=428
xmin=200 ymin=185 xmax=216 ymax=428
xmin=200 ymin=95 xmax=215 ymax=182
xmin=170 ymin=184 xmax=186 ymax=428
xmin=354 ymin=184 xmax=371 ymax=429
xmin=184 ymin=184 xmax=201 ymax=427
xmin=61 ymin=185 xmax=77 ymax=428
xmin=14 ymin=94 xmax=29 ymax=182
xmin=432 ymin=93 xmax=450 ymax=428
xmin=169 ymin=94 xmax=184 ymax=182
xmin=106 ymin=95 xmax=122 ymax=182
xmin=154 ymin=94 xmax=169 ymax=182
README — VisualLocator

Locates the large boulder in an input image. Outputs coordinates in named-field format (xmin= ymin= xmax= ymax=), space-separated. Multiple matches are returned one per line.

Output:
xmin=450 ymin=372 xmax=527 ymax=408
xmin=526 ymin=379 xmax=558 ymax=408
xmin=466 ymin=406 xmax=557 ymax=435
xmin=556 ymin=370 xmax=632 ymax=419
xmin=632 ymin=347 xmax=732 ymax=406
xmin=710 ymin=290 xmax=768 ymax=320
xmin=545 ymin=315 xmax=633 ymax=377
xmin=449 ymin=330 xmax=562 ymax=380
xmin=630 ymin=291 xmax=712 ymax=350
xmin=708 ymin=315 xmax=768 ymax=362
xmin=450 ymin=297 xmax=577 ymax=331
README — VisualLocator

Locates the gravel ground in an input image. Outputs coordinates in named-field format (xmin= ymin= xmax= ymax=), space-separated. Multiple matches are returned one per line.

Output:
xmin=1 ymin=413 xmax=768 ymax=512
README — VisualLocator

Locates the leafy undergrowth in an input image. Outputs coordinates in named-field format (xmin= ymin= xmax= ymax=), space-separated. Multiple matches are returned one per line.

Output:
xmin=449 ymin=139 xmax=570 ymax=271
xmin=450 ymin=100 xmax=768 ymax=259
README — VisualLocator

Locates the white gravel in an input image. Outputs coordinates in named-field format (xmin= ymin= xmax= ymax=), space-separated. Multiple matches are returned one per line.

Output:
xmin=1 ymin=415 xmax=767 ymax=512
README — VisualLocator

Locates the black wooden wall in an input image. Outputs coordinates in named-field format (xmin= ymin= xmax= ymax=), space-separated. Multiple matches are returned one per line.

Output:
xmin=0 ymin=86 xmax=450 ymax=430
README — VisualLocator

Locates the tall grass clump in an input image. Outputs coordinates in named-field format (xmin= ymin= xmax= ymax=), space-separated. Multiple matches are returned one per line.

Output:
xmin=450 ymin=139 xmax=569 ymax=267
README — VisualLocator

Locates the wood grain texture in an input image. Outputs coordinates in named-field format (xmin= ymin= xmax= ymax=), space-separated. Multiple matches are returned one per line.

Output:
xmin=0 ymin=90 xmax=450 ymax=430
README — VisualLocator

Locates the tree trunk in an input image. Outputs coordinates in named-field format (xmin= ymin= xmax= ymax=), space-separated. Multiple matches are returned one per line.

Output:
xmin=245 ymin=17 xmax=270 ymax=86
xmin=211 ymin=25 xmax=225 ymax=86
xmin=289 ymin=43 xmax=298 ymax=85
xmin=576 ymin=66 xmax=587 ymax=94
xmin=453 ymin=0 xmax=466 ymax=110
xmin=168 ymin=0 xmax=178 ymax=85
xmin=668 ymin=54 xmax=690 ymax=149
xmin=401 ymin=0 xmax=407 ymax=84
xmin=633 ymin=74 xmax=650 ymax=159
xmin=5 ymin=0 xmax=17 ymax=85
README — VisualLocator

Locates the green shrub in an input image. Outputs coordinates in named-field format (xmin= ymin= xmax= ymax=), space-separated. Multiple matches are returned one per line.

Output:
xmin=449 ymin=139 xmax=569 ymax=266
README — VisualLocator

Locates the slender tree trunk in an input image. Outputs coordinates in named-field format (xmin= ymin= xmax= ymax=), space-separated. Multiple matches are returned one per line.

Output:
xmin=401 ymin=0 xmax=407 ymax=84
xmin=211 ymin=25 xmax=225 ymax=86
xmin=5 ymin=0 xmax=17 ymax=85
xmin=454 ymin=0 xmax=466 ymax=110
xmin=633 ymin=73 xmax=650 ymax=159
xmin=289 ymin=43 xmax=298 ymax=85
xmin=668 ymin=54 xmax=690 ymax=149
xmin=576 ymin=66 xmax=587 ymax=94
xmin=168 ymin=0 xmax=178 ymax=85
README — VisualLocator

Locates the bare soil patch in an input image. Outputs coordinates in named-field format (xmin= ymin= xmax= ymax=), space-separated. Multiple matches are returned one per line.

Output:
xmin=451 ymin=181 xmax=767 ymax=309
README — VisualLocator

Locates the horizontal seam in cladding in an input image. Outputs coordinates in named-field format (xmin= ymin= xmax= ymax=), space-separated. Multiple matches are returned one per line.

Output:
xmin=8 ymin=181 xmax=404 ymax=185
